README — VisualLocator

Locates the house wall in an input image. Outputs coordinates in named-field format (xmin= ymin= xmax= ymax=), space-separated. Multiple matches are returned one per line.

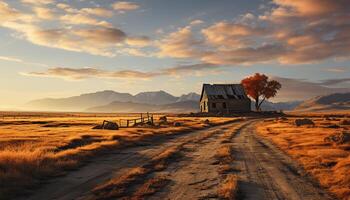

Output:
xmin=200 ymin=99 xmax=209 ymax=112
xmin=203 ymin=99 xmax=251 ymax=113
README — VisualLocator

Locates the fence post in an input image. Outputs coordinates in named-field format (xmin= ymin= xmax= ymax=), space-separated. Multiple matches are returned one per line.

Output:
xmin=127 ymin=120 xmax=129 ymax=127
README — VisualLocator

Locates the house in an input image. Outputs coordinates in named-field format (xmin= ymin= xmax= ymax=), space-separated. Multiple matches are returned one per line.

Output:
xmin=199 ymin=84 xmax=251 ymax=113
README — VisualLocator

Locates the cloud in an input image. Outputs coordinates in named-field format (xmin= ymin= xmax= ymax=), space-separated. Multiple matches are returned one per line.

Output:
xmin=157 ymin=26 xmax=206 ymax=58
xmin=272 ymin=76 xmax=350 ymax=101
xmin=23 ymin=63 xmax=218 ymax=80
xmin=80 ymin=8 xmax=113 ymax=17
xmin=0 ymin=55 xmax=48 ymax=67
xmin=201 ymin=22 xmax=268 ymax=49
xmin=154 ymin=0 xmax=350 ymax=65
xmin=21 ymin=0 xmax=54 ymax=5
xmin=33 ymin=7 xmax=55 ymax=20
xmin=163 ymin=63 xmax=218 ymax=74
xmin=320 ymin=78 xmax=350 ymax=86
xmin=0 ymin=2 xmax=150 ymax=57
xmin=0 ymin=2 xmax=21 ymax=22
xmin=189 ymin=20 xmax=204 ymax=26
xmin=112 ymin=1 xmax=140 ymax=11
xmin=2 ymin=23 xmax=127 ymax=56
xmin=202 ymin=44 xmax=285 ymax=65
xmin=60 ymin=13 xmax=112 ymax=27
xmin=125 ymin=36 xmax=151 ymax=47
xmin=0 ymin=56 xmax=23 ymax=63
xmin=24 ymin=67 xmax=161 ymax=80
xmin=325 ymin=68 xmax=348 ymax=73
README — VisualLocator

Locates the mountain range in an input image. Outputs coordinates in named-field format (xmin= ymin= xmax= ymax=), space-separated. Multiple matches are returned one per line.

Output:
xmin=294 ymin=93 xmax=350 ymax=112
xmin=26 ymin=90 xmax=201 ymax=112
xmin=26 ymin=90 xmax=350 ymax=113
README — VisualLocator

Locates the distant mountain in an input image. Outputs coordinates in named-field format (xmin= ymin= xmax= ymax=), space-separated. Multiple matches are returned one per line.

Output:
xmin=86 ymin=100 xmax=198 ymax=113
xmin=177 ymin=93 xmax=201 ymax=102
xmin=26 ymin=90 xmax=133 ymax=111
xmin=159 ymin=100 xmax=198 ymax=112
xmin=295 ymin=92 xmax=350 ymax=111
xmin=86 ymin=101 xmax=158 ymax=113
xmin=133 ymin=90 xmax=178 ymax=105
xmin=257 ymin=100 xmax=302 ymax=111
xmin=26 ymin=90 xmax=201 ymax=112
xmin=250 ymin=100 xmax=301 ymax=111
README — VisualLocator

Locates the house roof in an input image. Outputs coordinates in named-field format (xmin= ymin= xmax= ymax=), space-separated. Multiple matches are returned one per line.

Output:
xmin=200 ymin=84 xmax=250 ymax=102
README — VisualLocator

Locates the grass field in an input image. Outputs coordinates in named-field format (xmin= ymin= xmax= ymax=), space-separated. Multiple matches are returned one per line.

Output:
xmin=256 ymin=116 xmax=350 ymax=199
xmin=0 ymin=112 xmax=236 ymax=198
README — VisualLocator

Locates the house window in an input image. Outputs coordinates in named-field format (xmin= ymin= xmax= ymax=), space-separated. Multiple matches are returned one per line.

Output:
xmin=223 ymin=102 xmax=227 ymax=109
xmin=204 ymin=102 xmax=206 ymax=111
xmin=212 ymin=103 xmax=216 ymax=108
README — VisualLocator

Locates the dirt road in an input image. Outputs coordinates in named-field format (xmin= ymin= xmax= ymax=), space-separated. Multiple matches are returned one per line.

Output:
xmin=25 ymin=119 xmax=334 ymax=200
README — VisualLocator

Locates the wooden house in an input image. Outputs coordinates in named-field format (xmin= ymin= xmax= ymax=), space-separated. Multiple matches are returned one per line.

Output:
xmin=199 ymin=84 xmax=251 ymax=113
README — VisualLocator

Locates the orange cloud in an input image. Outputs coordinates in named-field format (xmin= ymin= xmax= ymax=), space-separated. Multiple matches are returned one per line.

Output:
xmin=0 ymin=2 xmax=150 ymax=57
xmin=25 ymin=67 xmax=160 ymax=80
xmin=157 ymin=26 xmax=206 ymax=58
xmin=24 ymin=63 xmax=218 ymax=80
xmin=33 ymin=7 xmax=55 ymax=20
xmin=112 ymin=1 xmax=140 ymax=11
xmin=155 ymin=0 xmax=350 ymax=65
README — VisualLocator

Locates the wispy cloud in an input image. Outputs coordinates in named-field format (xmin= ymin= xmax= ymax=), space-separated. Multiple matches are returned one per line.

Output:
xmin=112 ymin=1 xmax=140 ymax=11
xmin=23 ymin=67 xmax=160 ymax=80
xmin=325 ymin=68 xmax=348 ymax=73
xmin=320 ymin=78 xmax=350 ymax=86
xmin=21 ymin=0 xmax=55 ymax=5
xmin=23 ymin=63 xmax=219 ymax=80
xmin=0 ymin=55 xmax=48 ymax=67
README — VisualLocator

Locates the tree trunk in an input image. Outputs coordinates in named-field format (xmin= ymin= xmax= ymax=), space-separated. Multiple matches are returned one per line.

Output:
xmin=255 ymin=97 xmax=259 ymax=111
xmin=258 ymin=97 xmax=266 ymax=111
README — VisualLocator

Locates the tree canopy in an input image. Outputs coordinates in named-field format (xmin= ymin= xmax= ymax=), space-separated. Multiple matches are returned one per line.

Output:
xmin=241 ymin=73 xmax=281 ymax=111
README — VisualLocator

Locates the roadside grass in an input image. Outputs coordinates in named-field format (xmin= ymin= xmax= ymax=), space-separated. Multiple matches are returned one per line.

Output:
xmin=215 ymin=128 xmax=240 ymax=200
xmin=0 ymin=113 xmax=237 ymax=198
xmin=256 ymin=116 xmax=350 ymax=200
xmin=218 ymin=174 xmax=238 ymax=200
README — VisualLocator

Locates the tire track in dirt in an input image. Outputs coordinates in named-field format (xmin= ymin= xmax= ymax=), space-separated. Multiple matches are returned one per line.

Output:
xmin=23 ymin=121 xmax=243 ymax=200
xmin=232 ymin=121 xmax=335 ymax=200
xmin=146 ymin=121 xmax=251 ymax=200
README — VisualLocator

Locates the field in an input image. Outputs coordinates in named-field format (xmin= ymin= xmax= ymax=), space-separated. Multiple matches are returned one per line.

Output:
xmin=0 ymin=112 xmax=236 ymax=199
xmin=1 ymin=111 xmax=349 ymax=200
xmin=256 ymin=116 xmax=350 ymax=199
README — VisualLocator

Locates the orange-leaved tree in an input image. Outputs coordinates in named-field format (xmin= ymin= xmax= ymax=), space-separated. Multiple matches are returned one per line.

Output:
xmin=241 ymin=73 xmax=281 ymax=111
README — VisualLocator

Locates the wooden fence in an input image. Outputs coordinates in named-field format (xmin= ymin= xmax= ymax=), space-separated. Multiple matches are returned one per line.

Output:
xmin=118 ymin=113 xmax=154 ymax=128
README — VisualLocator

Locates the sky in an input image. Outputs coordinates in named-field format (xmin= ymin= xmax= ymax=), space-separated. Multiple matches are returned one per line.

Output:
xmin=0 ymin=0 xmax=350 ymax=109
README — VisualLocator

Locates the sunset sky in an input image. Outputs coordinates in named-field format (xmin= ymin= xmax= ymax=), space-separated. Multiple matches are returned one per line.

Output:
xmin=0 ymin=0 xmax=350 ymax=109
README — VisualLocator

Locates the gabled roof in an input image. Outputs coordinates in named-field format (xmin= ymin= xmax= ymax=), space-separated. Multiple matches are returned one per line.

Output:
xmin=200 ymin=84 xmax=249 ymax=102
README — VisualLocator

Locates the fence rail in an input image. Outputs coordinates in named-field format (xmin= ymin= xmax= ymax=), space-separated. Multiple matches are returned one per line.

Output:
xmin=118 ymin=113 xmax=154 ymax=128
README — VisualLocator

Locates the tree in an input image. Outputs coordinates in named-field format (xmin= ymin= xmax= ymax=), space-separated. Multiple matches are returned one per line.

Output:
xmin=241 ymin=73 xmax=281 ymax=111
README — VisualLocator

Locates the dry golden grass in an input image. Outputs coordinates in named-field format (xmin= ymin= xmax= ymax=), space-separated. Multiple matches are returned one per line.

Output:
xmin=92 ymin=167 xmax=147 ymax=199
xmin=217 ymin=174 xmax=238 ymax=200
xmin=131 ymin=176 xmax=170 ymax=199
xmin=256 ymin=116 xmax=350 ymax=200
xmin=0 ymin=112 xmax=235 ymax=198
